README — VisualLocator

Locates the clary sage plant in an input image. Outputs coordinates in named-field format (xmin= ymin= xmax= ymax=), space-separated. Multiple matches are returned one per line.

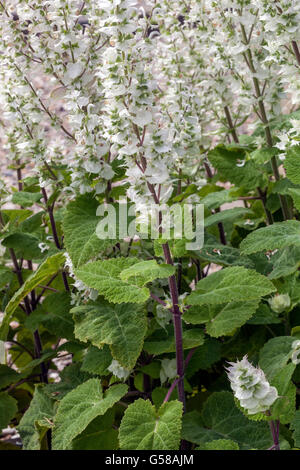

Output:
xmin=1 ymin=0 xmax=300 ymax=451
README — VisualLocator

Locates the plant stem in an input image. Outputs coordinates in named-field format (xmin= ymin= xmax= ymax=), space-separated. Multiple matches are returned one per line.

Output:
xmin=162 ymin=243 xmax=186 ymax=412
xmin=269 ymin=419 xmax=280 ymax=450
xmin=41 ymin=188 xmax=70 ymax=292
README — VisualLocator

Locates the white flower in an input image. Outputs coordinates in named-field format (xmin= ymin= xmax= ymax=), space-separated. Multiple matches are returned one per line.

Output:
xmin=268 ymin=294 xmax=291 ymax=313
xmin=226 ymin=355 xmax=278 ymax=415
xmin=38 ymin=242 xmax=49 ymax=253
xmin=160 ymin=358 xmax=177 ymax=384
xmin=108 ymin=359 xmax=131 ymax=381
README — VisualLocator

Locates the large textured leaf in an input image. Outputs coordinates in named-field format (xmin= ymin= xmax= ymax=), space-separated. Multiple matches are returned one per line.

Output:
xmin=72 ymin=300 xmax=147 ymax=369
xmin=240 ymin=221 xmax=300 ymax=254
xmin=52 ymin=380 xmax=128 ymax=450
xmin=25 ymin=292 xmax=74 ymax=340
xmin=74 ymin=258 xmax=150 ymax=304
xmin=199 ymin=439 xmax=239 ymax=450
xmin=0 ymin=253 xmax=66 ymax=340
xmin=270 ymin=363 xmax=296 ymax=424
xmin=71 ymin=410 xmax=118 ymax=450
xmin=2 ymin=233 xmax=42 ymax=260
xmin=268 ymin=246 xmax=300 ymax=279
xmin=11 ymin=191 xmax=42 ymax=207
xmin=182 ymin=392 xmax=271 ymax=450
xmin=81 ymin=345 xmax=112 ymax=376
xmin=0 ymin=392 xmax=17 ymax=430
xmin=259 ymin=336 xmax=295 ymax=380
xmin=63 ymin=194 xmax=114 ymax=268
xmin=194 ymin=242 xmax=254 ymax=268
xmin=285 ymin=145 xmax=300 ymax=184
xmin=187 ymin=267 xmax=275 ymax=306
xmin=18 ymin=386 xmax=55 ymax=450
xmin=119 ymin=399 xmax=183 ymax=450
xmin=119 ymin=260 xmax=175 ymax=286
xmin=183 ymin=300 xmax=260 ymax=337
xmin=291 ymin=410 xmax=300 ymax=447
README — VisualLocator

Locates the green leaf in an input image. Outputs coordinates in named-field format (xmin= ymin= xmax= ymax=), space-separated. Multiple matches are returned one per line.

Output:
xmin=119 ymin=260 xmax=175 ymax=286
xmin=285 ymin=145 xmax=300 ymax=184
xmin=208 ymin=145 xmax=264 ymax=190
xmin=271 ymin=363 xmax=296 ymax=424
xmin=251 ymin=147 xmax=279 ymax=164
xmin=63 ymin=194 xmax=114 ymax=268
xmin=0 ymin=253 xmax=66 ymax=340
xmin=0 ymin=266 xmax=14 ymax=289
xmin=119 ymin=399 xmax=183 ymax=450
xmin=182 ymin=392 xmax=271 ymax=450
xmin=183 ymin=300 xmax=259 ymax=337
xmin=25 ymin=292 xmax=74 ymax=340
xmin=240 ymin=221 xmax=300 ymax=255
xmin=289 ymin=188 xmax=300 ymax=211
xmin=18 ymin=386 xmax=55 ymax=450
xmin=44 ymin=363 xmax=92 ymax=400
xmin=0 ymin=365 xmax=20 ymax=390
xmin=194 ymin=241 xmax=254 ymax=268
xmin=291 ymin=410 xmax=300 ymax=447
xmin=71 ymin=410 xmax=118 ymax=450
xmin=144 ymin=326 xmax=204 ymax=355
xmin=52 ymin=379 xmax=128 ymax=450
xmin=81 ymin=345 xmax=112 ymax=376
xmin=201 ymin=189 xmax=238 ymax=210
xmin=0 ymin=392 xmax=17 ymax=430
xmin=247 ymin=303 xmax=280 ymax=325
xmin=11 ymin=191 xmax=42 ymax=207
xmin=2 ymin=233 xmax=43 ymax=260
xmin=205 ymin=208 xmax=252 ymax=228
xmin=74 ymin=258 xmax=150 ymax=304
xmin=186 ymin=267 xmax=275 ymax=306
xmin=185 ymin=339 xmax=221 ymax=377
xmin=259 ymin=336 xmax=295 ymax=380
xmin=268 ymin=246 xmax=300 ymax=279
xmin=199 ymin=439 xmax=239 ymax=450
xmin=72 ymin=299 xmax=147 ymax=369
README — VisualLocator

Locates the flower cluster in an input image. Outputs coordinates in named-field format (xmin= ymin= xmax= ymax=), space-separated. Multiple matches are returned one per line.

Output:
xmin=226 ymin=355 xmax=278 ymax=414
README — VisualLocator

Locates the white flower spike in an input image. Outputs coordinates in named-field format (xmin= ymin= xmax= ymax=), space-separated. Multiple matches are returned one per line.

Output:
xmin=226 ymin=356 xmax=278 ymax=415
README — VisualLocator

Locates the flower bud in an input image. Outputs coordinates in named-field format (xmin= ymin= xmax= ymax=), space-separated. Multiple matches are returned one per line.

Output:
xmin=226 ymin=356 xmax=278 ymax=415
xmin=268 ymin=294 xmax=290 ymax=313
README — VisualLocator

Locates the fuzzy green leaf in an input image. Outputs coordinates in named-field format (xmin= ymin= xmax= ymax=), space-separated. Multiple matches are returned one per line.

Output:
xmin=259 ymin=336 xmax=295 ymax=380
xmin=119 ymin=260 xmax=175 ymax=286
xmin=119 ymin=399 xmax=183 ymax=450
xmin=72 ymin=300 xmax=147 ymax=369
xmin=0 ymin=392 xmax=17 ymax=430
xmin=182 ymin=392 xmax=271 ymax=450
xmin=285 ymin=145 xmax=300 ymax=184
xmin=240 ymin=221 xmax=300 ymax=254
xmin=52 ymin=380 xmax=128 ymax=450
xmin=74 ymin=258 xmax=150 ymax=304
xmin=183 ymin=300 xmax=260 ymax=337
xmin=63 ymin=194 xmax=114 ymax=268
xmin=0 ymin=253 xmax=66 ymax=340
xmin=18 ymin=386 xmax=55 ymax=450
xmin=291 ymin=410 xmax=300 ymax=447
xmin=186 ymin=267 xmax=275 ymax=306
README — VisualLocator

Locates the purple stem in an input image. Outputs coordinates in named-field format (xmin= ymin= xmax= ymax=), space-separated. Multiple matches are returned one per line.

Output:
xmin=162 ymin=243 xmax=186 ymax=412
